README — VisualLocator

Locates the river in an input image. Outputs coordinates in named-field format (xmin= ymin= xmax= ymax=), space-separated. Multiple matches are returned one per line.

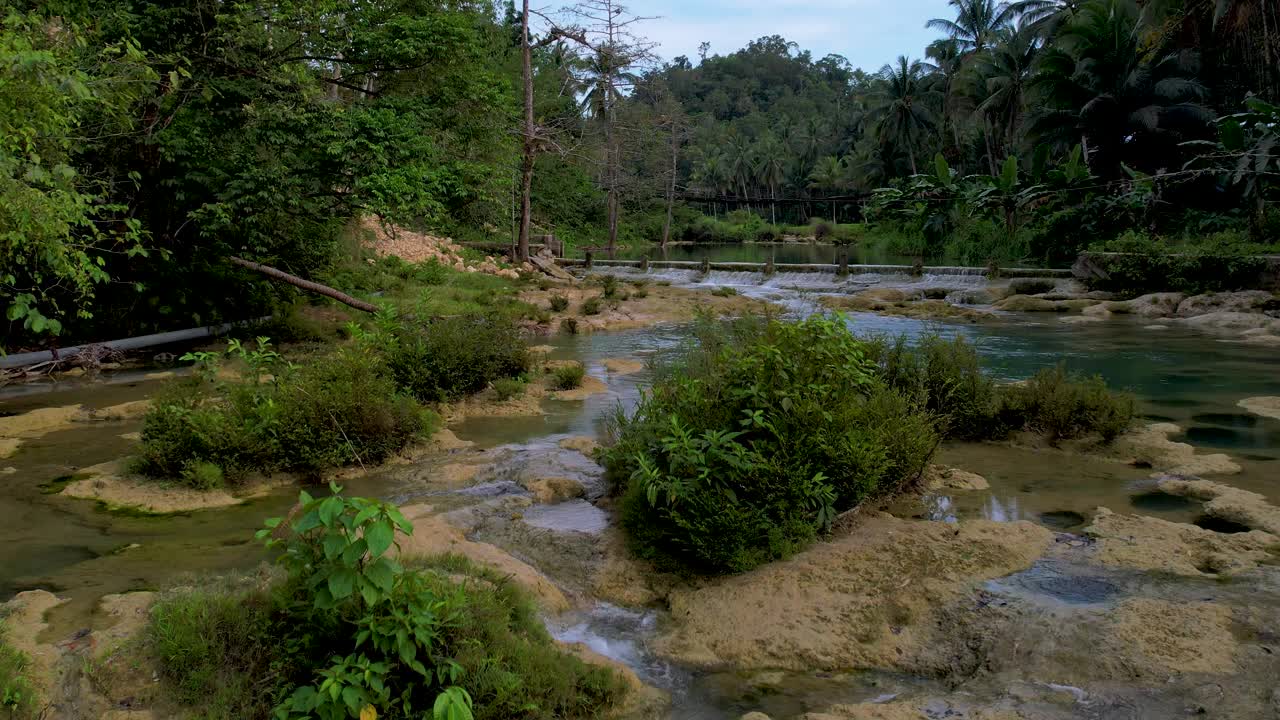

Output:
xmin=2 ymin=266 xmax=1278 ymax=718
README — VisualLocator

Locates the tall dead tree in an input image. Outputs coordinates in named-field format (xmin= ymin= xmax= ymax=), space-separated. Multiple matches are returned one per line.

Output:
xmin=658 ymin=100 xmax=687 ymax=249
xmin=570 ymin=0 xmax=654 ymax=252
xmin=517 ymin=5 xmax=587 ymax=262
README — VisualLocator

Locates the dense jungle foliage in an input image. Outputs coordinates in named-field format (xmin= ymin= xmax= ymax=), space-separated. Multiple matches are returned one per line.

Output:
xmin=3 ymin=0 xmax=1277 ymax=345
xmin=603 ymin=315 xmax=1133 ymax=574
xmin=642 ymin=0 xmax=1280 ymax=264
xmin=146 ymin=488 xmax=624 ymax=719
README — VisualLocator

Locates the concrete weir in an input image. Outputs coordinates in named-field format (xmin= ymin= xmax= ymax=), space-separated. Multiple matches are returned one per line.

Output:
xmin=555 ymin=257 xmax=1072 ymax=279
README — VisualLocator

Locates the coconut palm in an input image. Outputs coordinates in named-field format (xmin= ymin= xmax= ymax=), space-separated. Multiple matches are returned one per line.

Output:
xmin=808 ymin=155 xmax=848 ymax=221
xmin=724 ymin=131 xmax=756 ymax=200
xmin=755 ymin=134 xmax=788 ymax=224
xmin=969 ymin=23 xmax=1041 ymax=161
xmin=693 ymin=153 xmax=731 ymax=217
xmin=926 ymin=0 xmax=1021 ymax=55
xmin=1006 ymin=0 xmax=1086 ymax=37
xmin=868 ymin=56 xmax=943 ymax=176
xmin=1029 ymin=0 xmax=1213 ymax=177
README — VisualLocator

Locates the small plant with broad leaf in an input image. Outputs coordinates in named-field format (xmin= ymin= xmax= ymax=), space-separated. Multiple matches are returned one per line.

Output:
xmin=259 ymin=484 xmax=476 ymax=720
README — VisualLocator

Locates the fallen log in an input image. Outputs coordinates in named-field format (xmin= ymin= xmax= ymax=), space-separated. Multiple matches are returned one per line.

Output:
xmin=229 ymin=256 xmax=378 ymax=313
xmin=528 ymin=255 xmax=577 ymax=282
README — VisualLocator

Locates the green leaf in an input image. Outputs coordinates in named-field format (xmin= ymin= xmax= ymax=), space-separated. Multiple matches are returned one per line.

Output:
xmin=328 ymin=567 xmax=356 ymax=600
xmin=318 ymin=496 xmax=343 ymax=527
xmin=364 ymin=558 xmax=397 ymax=593
xmin=364 ymin=519 xmax=394 ymax=558
xmin=1219 ymin=118 xmax=1244 ymax=152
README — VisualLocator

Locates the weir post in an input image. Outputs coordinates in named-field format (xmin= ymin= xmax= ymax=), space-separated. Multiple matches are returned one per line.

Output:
xmin=837 ymin=248 xmax=849 ymax=276
xmin=700 ymin=257 xmax=710 ymax=275
xmin=584 ymin=251 xmax=593 ymax=269
xmin=764 ymin=258 xmax=775 ymax=276
xmin=640 ymin=256 xmax=649 ymax=272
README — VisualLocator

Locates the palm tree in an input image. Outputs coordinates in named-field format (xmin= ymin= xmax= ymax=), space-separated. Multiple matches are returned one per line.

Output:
xmin=926 ymin=0 xmax=1021 ymax=55
xmin=1006 ymin=0 xmax=1086 ymax=37
xmin=969 ymin=23 xmax=1041 ymax=162
xmin=755 ymin=135 xmax=788 ymax=224
xmin=693 ymin=153 xmax=730 ymax=218
xmin=868 ymin=56 xmax=943 ymax=176
xmin=808 ymin=155 xmax=848 ymax=221
xmin=1029 ymin=0 xmax=1213 ymax=177
xmin=724 ymin=131 xmax=756 ymax=206
xmin=925 ymin=38 xmax=968 ymax=161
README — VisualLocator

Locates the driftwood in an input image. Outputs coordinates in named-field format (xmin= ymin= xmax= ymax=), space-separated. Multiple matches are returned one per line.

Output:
xmin=229 ymin=256 xmax=378 ymax=313
xmin=528 ymin=255 xmax=576 ymax=282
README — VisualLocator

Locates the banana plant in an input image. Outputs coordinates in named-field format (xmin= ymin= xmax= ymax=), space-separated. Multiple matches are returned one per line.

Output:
xmin=1185 ymin=96 xmax=1280 ymax=238
xmin=969 ymin=155 xmax=1047 ymax=241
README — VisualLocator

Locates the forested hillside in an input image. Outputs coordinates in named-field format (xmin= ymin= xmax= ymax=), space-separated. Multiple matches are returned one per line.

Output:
xmin=3 ymin=0 xmax=1278 ymax=346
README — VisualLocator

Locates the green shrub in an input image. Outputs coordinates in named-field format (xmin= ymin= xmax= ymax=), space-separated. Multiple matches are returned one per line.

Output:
xmin=632 ymin=287 xmax=648 ymax=299
xmin=492 ymin=377 xmax=525 ymax=401
xmin=0 ymin=626 xmax=36 ymax=719
xmin=549 ymin=295 xmax=570 ymax=312
xmin=179 ymin=461 xmax=225 ymax=490
xmin=1001 ymin=365 xmax=1134 ymax=442
xmin=136 ymin=341 xmax=428 ymax=485
xmin=550 ymin=362 xmax=586 ymax=390
xmin=149 ymin=490 xmax=624 ymax=720
xmin=380 ymin=314 xmax=530 ymax=403
xmin=275 ymin=350 xmax=427 ymax=476
xmin=560 ymin=317 xmax=579 ymax=334
xmin=599 ymin=274 xmax=619 ymax=298
xmin=812 ymin=219 xmax=835 ymax=242
xmin=755 ymin=225 xmax=781 ymax=242
xmin=862 ymin=334 xmax=999 ymax=440
xmin=1085 ymin=230 xmax=1274 ymax=294
xmin=710 ymin=286 xmax=738 ymax=297
xmin=581 ymin=297 xmax=602 ymax=315
xmin=603 ymin=315 xmax=938 ymax=574
xmin=149 ymin=586 xmax=285 ymax=718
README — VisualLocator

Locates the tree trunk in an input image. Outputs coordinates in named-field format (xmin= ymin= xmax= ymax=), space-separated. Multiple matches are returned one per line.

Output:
xmin=229 ymin=257 xmax=378 ymax=314
xmin=770 ymin=187 xmax=777 ymax=225
xmin=661 ymin=120 xmax=679 ymax=248
xmin=517 ymin=0 xmax=535 ymax=262
xmin=908 ymin=146 xmax=918 ymax=176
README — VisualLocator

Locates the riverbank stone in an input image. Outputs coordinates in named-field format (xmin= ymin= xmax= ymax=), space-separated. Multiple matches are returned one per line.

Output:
xmin=1238 ymin=396 xmax=1280 ymax=421
xmin=1084 ymin=506 xmax=1278 ymax=576
xmin=1156 ymin=476 xmax=1280 ymax=534
xmin=654 ymin=516 xmax=1051 ymax=673
xmin=1176 ymin=290 xmax=1279 ymax=317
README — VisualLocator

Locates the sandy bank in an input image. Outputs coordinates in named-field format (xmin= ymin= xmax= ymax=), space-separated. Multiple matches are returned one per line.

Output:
xmin=522 ymin=282 xmax=773 ymax=333
xmin=1084 ymin=506 xmax=1278 ymax=576
xmin=655 ymin=516 xmax=1052 ymax=672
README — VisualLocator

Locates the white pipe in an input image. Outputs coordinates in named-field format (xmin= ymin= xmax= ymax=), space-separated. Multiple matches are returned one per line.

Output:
xmin=1 ymin=318 xmax=268 ymax=369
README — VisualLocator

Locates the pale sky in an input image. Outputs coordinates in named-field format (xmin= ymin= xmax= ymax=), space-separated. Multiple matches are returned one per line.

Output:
xmin=633 ymin=0 xmax=954 ymax=73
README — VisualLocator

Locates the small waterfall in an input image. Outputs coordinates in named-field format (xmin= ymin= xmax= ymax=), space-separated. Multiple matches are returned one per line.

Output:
xmin=698 ymin=270 xmax=761 ymax=286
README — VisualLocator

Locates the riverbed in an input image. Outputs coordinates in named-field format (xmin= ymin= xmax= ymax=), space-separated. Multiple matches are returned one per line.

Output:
xmin=2 ymin=267 xmax=1279 ymax=719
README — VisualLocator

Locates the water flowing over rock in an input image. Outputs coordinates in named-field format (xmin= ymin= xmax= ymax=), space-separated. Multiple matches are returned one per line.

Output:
xmin=394 ymin=504 xmax=571 ymax=612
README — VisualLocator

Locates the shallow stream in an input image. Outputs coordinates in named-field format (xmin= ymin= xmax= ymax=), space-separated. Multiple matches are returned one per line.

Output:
xmin=2 ymin=267 xmax=1278 ymax=718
